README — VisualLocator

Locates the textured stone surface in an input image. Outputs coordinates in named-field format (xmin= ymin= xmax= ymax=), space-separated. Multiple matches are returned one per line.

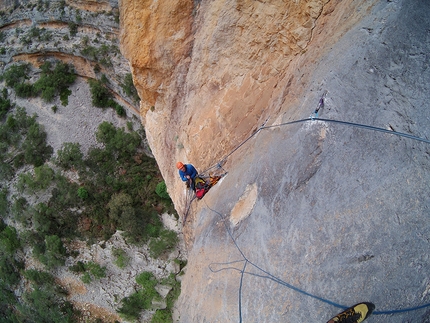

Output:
xmin=120 ymin=0 xmax=380 ymax=213
xmin=119 ymin=0 xmax=194 ymax=108
xmin=0 ymin=0 xmax=137 ymax=113
xmin=120 ymin=0 xmax=430 ymax=322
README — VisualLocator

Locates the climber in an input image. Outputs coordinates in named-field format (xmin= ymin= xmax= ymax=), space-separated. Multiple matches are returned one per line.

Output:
xmin=176 ymin=161 xmax=198 ymax=190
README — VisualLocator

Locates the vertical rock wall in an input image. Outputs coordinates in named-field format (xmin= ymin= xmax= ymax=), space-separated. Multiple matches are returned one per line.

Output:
xmin=119 ymin=1 xmax=430 ymax=322
xmin=119 ymin=0 xmax=377 ymax=212
xmin=119 ymin=0 xmax=194 ymax=107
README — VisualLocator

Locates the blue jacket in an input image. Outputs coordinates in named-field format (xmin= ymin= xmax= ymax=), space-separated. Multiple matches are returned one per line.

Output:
xmin=179 ymin=164 xmax=198 ymax=182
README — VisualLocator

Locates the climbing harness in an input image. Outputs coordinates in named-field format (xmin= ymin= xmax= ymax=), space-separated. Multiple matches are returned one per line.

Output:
xmin=182 ymin=173 xmax=226 ymax=223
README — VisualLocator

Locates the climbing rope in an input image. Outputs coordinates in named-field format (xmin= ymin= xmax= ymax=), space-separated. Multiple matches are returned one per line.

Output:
xmin=199 ymin=115 xmax=430 ymax=177
xmin=205 ymin=201 xmax=349 ymax=323
xmin=182 ymin=186 xmax=196 ymax=224
xmin=185 ymin=96 xmax=430 ymax=321
xmin=205 ymin=200 xmax=430 ymax=321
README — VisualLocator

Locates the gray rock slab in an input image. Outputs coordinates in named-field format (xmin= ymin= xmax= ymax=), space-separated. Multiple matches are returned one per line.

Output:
xmin=177 ymin=1 xmax=430 ymax=322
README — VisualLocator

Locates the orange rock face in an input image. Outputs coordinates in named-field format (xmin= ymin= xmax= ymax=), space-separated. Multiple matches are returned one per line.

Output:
xmin=119 ymin=0 xmax=377 ymax=212
xmin=119 ymin=0 xmax=194 ymax=107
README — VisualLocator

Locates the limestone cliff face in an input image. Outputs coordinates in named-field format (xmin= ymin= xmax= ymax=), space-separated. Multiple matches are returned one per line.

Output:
xmin=119 ymin=0 xmax=194 ymax=107
xmin=121 ymin=1 xmax=430 ymax=322
xmin=120 ymin=0 xmax=377 ymax=212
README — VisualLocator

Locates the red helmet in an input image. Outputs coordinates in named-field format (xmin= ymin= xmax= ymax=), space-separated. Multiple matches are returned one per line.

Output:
xmin=176 ymin=161 xmax=184 ymax=169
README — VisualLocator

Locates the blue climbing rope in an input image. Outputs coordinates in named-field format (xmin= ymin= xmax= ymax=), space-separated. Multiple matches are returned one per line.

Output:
xmin=205 ymin=201 xmax=349 ymax=323
xmin=190 ymin=108 xmax=430 ymax=321
xmin=204 ymin=199 xmax=430 ymax=320
xmin=199 ymin=116 xmax=430 ymax=177
xmin=185 ymin=94 xmax=430 ymax=320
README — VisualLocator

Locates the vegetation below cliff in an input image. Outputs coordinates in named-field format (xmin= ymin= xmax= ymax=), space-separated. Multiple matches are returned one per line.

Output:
xmin=0 ymin=1 xmax=184 ymax=322
xmin=0 ymin=72 xmax=183 ymax=323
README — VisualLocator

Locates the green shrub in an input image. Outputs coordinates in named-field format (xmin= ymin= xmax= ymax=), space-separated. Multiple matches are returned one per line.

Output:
xmin=155 ymin=182 xmax=170 ymax=199
xmin=69 ymin=261 xmax=86 ymax=273
xmin=20 ymin=35 xmax=32 ymax=45
xmin=11 ymin=197 xmax=27 ymax=217
xmin=76 ymin=11 xmax=82 ymax=23
xmin=40 ymin=30 xmax=53 ymax=42
xmin=0 ymin=107 xmax=52 ymax=170
xmin=21 ymin=287 xmax=76 ymax=323
xmin=23 ymin=269 xmax=55 ymax=286
xmin=60 ymin=88 xmax=71 ymax=106
xmin=0 ymin=256 xmax=23 ymax=287
xmin=100 ymin=57 xmax=112 ymax=67
xmin=0 ymin=281 xmax=19 ymax=317
xmin=0 ymin=219 xmax=5 ymax=232
xmin=86 ymin=261 xmax=106 ymax=279
xmin=118 ymin=271 xmax=160 ymax=321
xmin=12 ymin=106 xmax=36 ymax=130
xmin=81 ymin=35 xmax=89 ymax=46
xmin=142 ymin=213 xmax=163 ymax=239
xmin=148 ymin=230 xmax=178 ymax=259
xmin=126 ymin=121 xmax=133 ymax=131
xmin=34 ymin=235 xmax=67 ymax=269
xmin=32 ymin=203 xmax=55 ymax=235
xmin=22 ymin=122 xmax=53 ymax=167
xmin=93 ymin=64 xmax=101 ymax=73
xmin=81 ymin=45 xmax=98 ymax=60
xmin=96 ymin=121 xmax=141 ymax=158
xmin=55 ymin=142 xmax=83 ymax=170
xmin=113 ymin=248 xmax=130 ymax=269
xmin=15 ymin=82 xmax=35 ymax=98
xmin=0 ymin=89 xmax=13 ymax=119
xmin=33 ymin=165 xmax=54 ymax=188
xmin=0 ymin=226 xmax=21 ymax=254
xmin=70 ymin=261 xmax=106 ymax=284
xmin=114 ymin=103 xmax=126 ymax=117
xmin=117 ymin=292 xmax=145 ymax=321
xmin=3 ymin=63 xmax=31 ymax=88
xmin=17 ymin=165 xmax=54 ymax=193
xmin=136 ymin=271 xmax=157 ymax=292
xmin=50 ymin=174 xmax=80 ymax=214
xmin=151 ymin=309 xmax=173 ymax=323
xmin=11 ymin=197 xmax=32 ymax=225
xmin=98 ymin=44 xmax=110 ymax=57
xmin=77 ymin=187 xmax=89 ymax=200
xmin=107 ymin=193 xmax=133 ymax=221
xmin=81 ymin=272 xmax=91 ymax=284
xmin=68 ymin=21 xmax=78 ymax=36
xmin=161 ymin=273 xmax=181 ymax=311
xmin=88 ymin=78 xmax=111 ymax=108
xmin=29 ymin=27 xmax=41 ymax=38
xmin=0 ymin=161 xmax=13 ymax=181
xmin=36 ymin=0 xmax=49 ymax=11
xmin=87 ymin=78 xmax=126 ymax=116
xmin=0 ymin=188 xmax=8 ymax=215
xmin=33 ymin=61 xmax=76 ymax=104
xmin=119 ymin=210 xmax=149 ymax=245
